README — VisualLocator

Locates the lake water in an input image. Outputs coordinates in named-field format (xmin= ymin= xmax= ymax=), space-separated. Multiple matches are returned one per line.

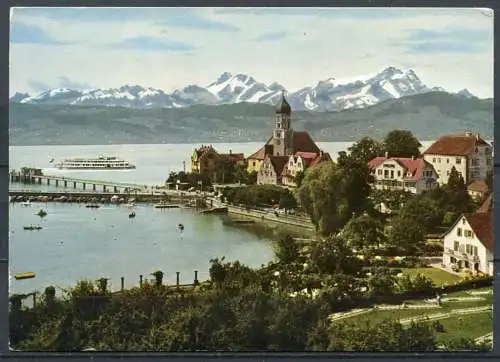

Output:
xmin=8 ymin=141 xmax=435 ymax=295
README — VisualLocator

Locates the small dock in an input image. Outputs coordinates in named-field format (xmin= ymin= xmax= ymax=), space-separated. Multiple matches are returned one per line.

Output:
xmin=200 ymin=207 xmax=228 ymax=214
xmin=10 ymin=169 xmax=145 ymax=194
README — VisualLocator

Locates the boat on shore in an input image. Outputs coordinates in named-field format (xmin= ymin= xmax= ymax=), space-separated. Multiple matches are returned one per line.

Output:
xmin=14 ymin=272 xmax=36 ymax=280
xmin=52 ymin=155 xmax=136 ymax=170
xmin=85 ymin=204 xmax=100 ymax=208
xmin=129 ymin=212 xmax=136 ymax=218
xmin=23 ymin=225 xmax=42 ymax=231
xmin=154 ymin=202 xmax=179 ymax=209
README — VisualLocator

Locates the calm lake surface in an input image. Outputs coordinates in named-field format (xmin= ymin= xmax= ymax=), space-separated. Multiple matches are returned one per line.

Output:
xmin=9 ymin=141 xmax=435 ymax=295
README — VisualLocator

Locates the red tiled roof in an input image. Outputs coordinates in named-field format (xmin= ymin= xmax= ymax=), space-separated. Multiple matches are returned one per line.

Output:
xmin=464 ymin=212 xmax=493 ymax=252
xmin=247 ymin=136 xmax=273 ymax=160
xmin=221 ymin=153 xmax=245 ymax=163
xmin=477 ymin=193 xmax=492 ymax=213
xmin=367 ymin=156 xmax=432 ymax=181
xmin=268 ymin=155 xmax=289 ymax=177
xmin=467 ymin=180 xmax=489 ymax=193
xmin=423 ymin=133 xmax=490 ymax=156
xmin=293 ymin=132 xmax=320 ymax=153
xmin=310 ymin=152 xmax=332 ymax=168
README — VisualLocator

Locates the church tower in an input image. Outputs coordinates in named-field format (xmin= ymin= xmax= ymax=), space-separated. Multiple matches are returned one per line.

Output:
xmin=272 ymin=91 xmax=294 ymax=156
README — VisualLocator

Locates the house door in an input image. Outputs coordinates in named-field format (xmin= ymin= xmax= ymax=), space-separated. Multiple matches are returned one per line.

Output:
xmin=474 ymin=263 xmax=479 ymax=272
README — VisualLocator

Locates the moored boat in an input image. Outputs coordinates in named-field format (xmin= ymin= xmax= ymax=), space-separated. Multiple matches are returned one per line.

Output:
xmin=14 ymin=272 xmax=36 ymax=280
xmin=23 ymin=225 xmax=42 ymax=231
xmin=85 ymin=204 xmax=100 ymax=208
xmin=129 ymin=212 xmax=136 ymax=218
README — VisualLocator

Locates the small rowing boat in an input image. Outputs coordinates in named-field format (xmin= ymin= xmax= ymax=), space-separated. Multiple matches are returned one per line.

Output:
xmin=14 ymin=272 xmax=36 ymax=280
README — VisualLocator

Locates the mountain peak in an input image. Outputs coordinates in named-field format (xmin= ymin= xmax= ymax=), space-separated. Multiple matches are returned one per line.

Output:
xmin=216 ymin=72 xmax=232 ymax=83
xmin=11 ymin=67 xmax=476 ymax=111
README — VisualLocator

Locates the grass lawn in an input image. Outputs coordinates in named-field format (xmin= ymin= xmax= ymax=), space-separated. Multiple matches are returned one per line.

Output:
xmin=434 ymin=313 xmax=493 ymax=344
xmin=400 ymin=267 xmax=461 ymax=287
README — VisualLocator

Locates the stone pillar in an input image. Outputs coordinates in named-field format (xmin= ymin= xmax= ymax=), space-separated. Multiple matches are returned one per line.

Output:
xmin=120 ymin=277 xmax=125 ymax=291
xmin=194 ymin=270 xmax=199 ymax=285
xmin=176 ymin=272 xmax=180 ymax=286
xmin=139 ymin=275 xmax=143 ymax=287
xmin=93 ymin=184 xmax=96 ymax=191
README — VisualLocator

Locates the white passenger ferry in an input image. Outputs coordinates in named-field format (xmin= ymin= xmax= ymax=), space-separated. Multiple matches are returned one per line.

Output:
xmin=50 ymin=155 xmax=136 ymax=170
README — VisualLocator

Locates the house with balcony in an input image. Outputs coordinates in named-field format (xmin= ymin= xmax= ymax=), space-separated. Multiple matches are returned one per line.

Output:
xmin=281 ymin=151 xmax=332 ymax=187
xmin=367 ymin=154 xmax=438 ymax=194
xmin=422 ymin=131 xmax=492 ymax=185
xmin=442 ymin=211 xmax=493 ymax=275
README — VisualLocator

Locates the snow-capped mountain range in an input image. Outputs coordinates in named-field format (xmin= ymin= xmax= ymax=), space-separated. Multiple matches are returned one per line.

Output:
xmin=11 ymin=66 xmax=477 ymax=112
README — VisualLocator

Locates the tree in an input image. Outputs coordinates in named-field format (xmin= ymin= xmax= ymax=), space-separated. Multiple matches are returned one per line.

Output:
xmin=445 ymin=167 xmax=474 ymax=214
xmin=275 ymin=235 xmax=301 ymax=265
xmin=367 ymin=267 xmax=396 ymax=297
xmin=342 ymin=214 xmax=387 ymax=250
xmin=347 ymin=137 xmax=386 ymax=163
xmin=298 ymin=157 xmax=372 ymax=235
xmin=294 ymin=171 xmax=305 ymax=188
xmin=384 ymin=130 xmax=421 ymax=158
xmin=310 ymin=235 xmax=361 ymax=275
xmin=248 ymin=171 xmax=258 ymax=185
xmin=278 ymin=190 xmax=297 ymax=212
xmin=388 ymin=216 xmax=425 ymax=255
xmin=234 ymin=163 xmax=250 ymax=184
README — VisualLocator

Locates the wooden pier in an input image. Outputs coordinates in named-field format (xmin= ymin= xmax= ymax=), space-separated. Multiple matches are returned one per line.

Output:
xmin=10 ymin=170 xmax=145 ymax=193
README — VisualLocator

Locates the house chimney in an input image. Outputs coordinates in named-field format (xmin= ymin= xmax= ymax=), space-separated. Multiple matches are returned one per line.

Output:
xmin=384 ymin=151 xmax=388 ymax=158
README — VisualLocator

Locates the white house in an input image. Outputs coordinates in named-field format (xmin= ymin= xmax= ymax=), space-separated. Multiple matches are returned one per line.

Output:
xmin=422 ymin=131 xmax=492 ymax=185
xmin=367 ymin=155 xmax=438 ymax=194
xmin=281 ymin=151 xmax=331 ymax=187
xmin=442 ymin=212 xmax=493 ymax=276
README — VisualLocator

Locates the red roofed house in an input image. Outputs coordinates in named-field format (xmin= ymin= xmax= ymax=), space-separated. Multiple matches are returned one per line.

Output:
xmin=422 ymin=131 xmax=492 ymax=185
xmin=257 ymin=155 xmax=290 ymax=185
xmin=282 ymin=151 xmax=332 ymax=187
xmin=367 ymin=153 xmax=438 ymax=194
xmin=466 ymin=180 xmax=490 ymax=201
xmin=191 ymin=145 xmax=245 ymax=183
xmin=442 ymin=212 xmax=493 ymax=275
xmin=246 ymin=92 xmax=326 ymax=180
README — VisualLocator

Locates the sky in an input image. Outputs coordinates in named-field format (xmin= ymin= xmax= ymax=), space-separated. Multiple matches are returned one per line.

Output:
xmin=9 ymin=7 xmax=494 ymax=98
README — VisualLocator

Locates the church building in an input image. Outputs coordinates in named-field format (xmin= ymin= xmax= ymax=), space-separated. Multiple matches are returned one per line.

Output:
xmin=247 ymin=92 xmax=329 ymax=185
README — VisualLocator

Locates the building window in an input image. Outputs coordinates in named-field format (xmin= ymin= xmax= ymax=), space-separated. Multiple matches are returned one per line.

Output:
xmin=432 ymin=158 xmax=436 ymax=163
xmin=454 ymin=241 xmax=459 ymax=251
xmin=377 ymin=169 xmax=382 ymax=175
xmin=390 ymin=170 xmax=394 ymax=178
xmin=473 ymin=246 xmax=478 ymax=256
xmin=456 ymin=158 xmax=462 ymax=164
xmin=252 ymin=161 xmax=256 ymax=167
xmin=457 ymin=228 xmax=462 ymax=237
xmin=487 ymin=158 xmax=492 ymax=166
xmin=466 ymin=244 xmax=471 ymax=254
xmin=384 ymin=170 xmax=389 ymax=177
xmin=471 ymin=158 xmax=479 ymax=166
xmin=438 ymin=158 xmax=441 ymax=163
xmin=446 ymin=158 xmax=450 ymax=163
xmin=397 ymin=171 xmax=401 ymax=177
xmin=464 ymin=230 xmax=473 ymax=238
